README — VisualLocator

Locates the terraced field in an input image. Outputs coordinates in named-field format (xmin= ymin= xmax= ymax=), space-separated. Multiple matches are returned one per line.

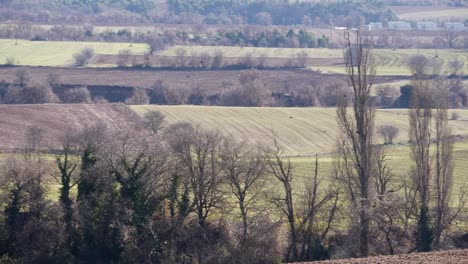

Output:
xmin=161 ymin=46 xmax=468 ymax=76
xmin=0 ymin=39 xmax=149 ymax=66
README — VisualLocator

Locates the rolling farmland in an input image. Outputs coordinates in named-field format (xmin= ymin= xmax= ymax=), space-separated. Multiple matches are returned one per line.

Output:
xmin=0 ymin=39 xmax=149 ymax=66
xmin=131 ymin=105 xmax=468 ymax=191
xmin=1 ymin=104 xmax=468 ymax=215
xmin=2 ymin=39 xmax=466 ymax=77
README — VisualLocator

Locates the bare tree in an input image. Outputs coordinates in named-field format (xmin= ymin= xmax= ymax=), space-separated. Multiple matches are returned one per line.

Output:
xmin=448 ymin=58 xmax=465 ymax=76
xmin=407 ymin=54 xmax=430 ymax=77
xmin=335 ymin=29 xmax=376 ymax=258
xmin=377 ymin=125 xmax=400 ymax=145
xmin=409 ymin=79 xmax=433 ymax=252
xmin=117 ymin=49 xmax=132 ymax=67
xmin=431 ymin=82 xmax=466 ymax=249
xmin=143 ymin=110 xmax=166 ymax=134
xmin=15 ymin=68 xmax=30 ymax=88
xmin=265 ymin=137 xmax=298 ymax=261
xmin=73 ymin=48 xmax=94 ymax=66
xmin=212 ymin=50 xmax=225 ymax=68
xmin=24 ymin=126 xmax=45 ymax=155
xmin=165 ymin=124 xmax=225 ymax=229
xmin=376 ymin=85 xmax=399 ymax=108
xmin=296 ymin=51 xmax=308 ymax=68
xmin=62 ymin=86 xmax=92 ymax=103
xmin=219 ymin=139 xmax=267 ymax=247
xmin=297 ymin=155 xmax=339 ymax=261
xmin=126 ymin=87 xmax=149 ymax=105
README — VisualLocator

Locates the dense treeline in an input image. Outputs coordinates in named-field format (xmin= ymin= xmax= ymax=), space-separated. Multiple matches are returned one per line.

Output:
xmin=0 ymin=0 xmax=396 ymax=27
xmin=167 ymin=0 xmax=396 ymax=27
xmin=0 ymin=24 xmax=331 ymax=49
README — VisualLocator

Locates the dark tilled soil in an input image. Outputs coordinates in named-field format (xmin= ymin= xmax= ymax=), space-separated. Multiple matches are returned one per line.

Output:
xmin=0 ymin=66 xmax=407 ymax=94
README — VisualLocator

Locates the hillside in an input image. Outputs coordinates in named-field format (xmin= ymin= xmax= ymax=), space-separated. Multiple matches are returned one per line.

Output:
xmin=0 ymin=104 xmax=142 ymax=150
xmin=132 ymin=105 xmax=468 ymax=156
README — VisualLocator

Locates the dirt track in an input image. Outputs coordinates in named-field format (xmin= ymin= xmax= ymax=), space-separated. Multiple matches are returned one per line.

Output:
xmin=301 ymin=249 xmax=468 ymax=264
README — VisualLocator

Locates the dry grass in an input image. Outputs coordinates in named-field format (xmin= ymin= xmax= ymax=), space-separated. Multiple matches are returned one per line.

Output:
xmin=131 ymin=105 xmax=468 ymax=156
xmin=131 ymin=105 xmax=468 ymax=196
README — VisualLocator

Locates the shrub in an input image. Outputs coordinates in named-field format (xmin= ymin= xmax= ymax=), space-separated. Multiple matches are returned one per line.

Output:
xmin=73 ymin=47 xmax=95 ymax=66
xmin=377 ymin=125 xmax=400 ymax=145
xmin=450 ymin=112 xmax=460 ymax=120
xmin=62 ymin=86 xmax=92 ymax=103
xmin=143 ymin=110 xmax=165 ymax=134
xmin=5 ymin=57 xmax=16 ymax=66
xmin=117 ymin=49 xmax=131 ymax=67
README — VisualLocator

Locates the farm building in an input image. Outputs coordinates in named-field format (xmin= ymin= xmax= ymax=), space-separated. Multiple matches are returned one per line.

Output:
xmin=388 ymin=21 xmax=412 ymax=30
xmin=445 ymin=22 xmax=465 ymax=31
xmin=417 ymin=22 xmax=438 ymax=31
xmin=368 ymin=22 xmax=383 ymax=31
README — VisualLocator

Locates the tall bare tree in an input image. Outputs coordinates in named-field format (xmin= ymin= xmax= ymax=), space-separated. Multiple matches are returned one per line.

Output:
xmin=219 ymin=139 xmax=267 ymax=247
xmin=431 ymin=81 xmax=466 ymax=249
xmin=409 ymin=79 xmax=433 ymax=252
xmin=335 ymin=29 xmax=375 ymax=257
xmin=165 ymin=123 xmax=225 ymax=229
xmin=266 ymin=138 xmax=298 ymax=261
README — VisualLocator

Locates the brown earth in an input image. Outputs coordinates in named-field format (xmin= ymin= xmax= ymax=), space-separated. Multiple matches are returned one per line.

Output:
xmin=0 ymin=103 xmax=143 ymax=151
xmin=0 ymin=66 xmax=406 ymax=94
xmin=300 ymin=249 xmax=468 ymax=264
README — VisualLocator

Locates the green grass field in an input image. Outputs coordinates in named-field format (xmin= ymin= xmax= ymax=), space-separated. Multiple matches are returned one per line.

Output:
xmin=131 ymin=105 xmax=468 ymax=193
xmin=0 ymin=39 xmax=149 ymax=66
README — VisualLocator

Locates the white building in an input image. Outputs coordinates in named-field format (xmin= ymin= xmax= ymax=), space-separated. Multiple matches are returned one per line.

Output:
xmin=445 ymin=22 xmax=465 ymax=31
xmin=417 ymin=22 xmax=438 ymax=31
xmin=388 ymin=21 xmax=412 ymax=30
xmin=368 ymin=22 xmax=383 ymax=31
